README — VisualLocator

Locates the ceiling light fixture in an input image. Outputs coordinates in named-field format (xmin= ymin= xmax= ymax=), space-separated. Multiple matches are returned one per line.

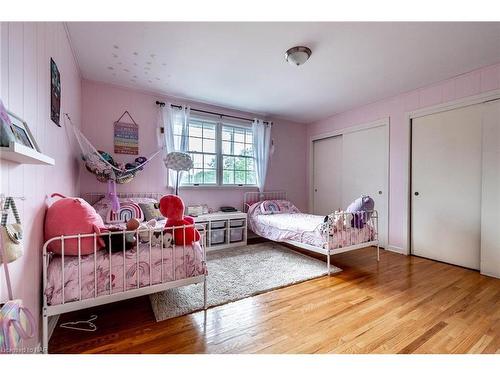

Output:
xmin=285 ymin=46 xmax=312 ymax=66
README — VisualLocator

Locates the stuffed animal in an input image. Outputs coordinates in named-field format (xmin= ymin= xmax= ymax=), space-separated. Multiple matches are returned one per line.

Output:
xmin=133 ymin=219 xmax=173 ymax=248
xmin=158 ymin=194 xmax=200 ymax=246
xmin=346 ymin=195 xmax=375 ymax=228
xmin=150 ymin=231 xmax=174 ymax=248
xmin=137 ymin=219 xmax=157 ymax=243
xmin=126 ymin=217 xmax=141 ymax=231
xmin=323 ymin=210 xmax=353 ymax=235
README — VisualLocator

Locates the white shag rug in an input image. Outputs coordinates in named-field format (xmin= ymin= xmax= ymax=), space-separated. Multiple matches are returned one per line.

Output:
xmin=149 ymin=242 xmax=341 ymax=322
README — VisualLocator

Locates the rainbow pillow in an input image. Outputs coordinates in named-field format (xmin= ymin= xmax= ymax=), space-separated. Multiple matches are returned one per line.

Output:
xmin=106 ymin=202 xmax=145 ymax=224
xmin=260 ymin=199 xmax=300 ymax=215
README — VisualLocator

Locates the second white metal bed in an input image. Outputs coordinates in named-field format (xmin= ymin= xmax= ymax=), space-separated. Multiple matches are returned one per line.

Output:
xmin=244 ymin=191 xmax=379 ymax=274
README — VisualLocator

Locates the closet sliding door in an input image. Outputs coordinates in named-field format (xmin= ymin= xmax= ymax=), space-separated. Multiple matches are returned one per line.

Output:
xmin=342 ymin=124 xmax=389 ymax=247
xmin=480 ymin=99 xmax=500 ymax=278
xmin=312 ymin=122 xmax=389 ymax=247
xmin=411 ymin=105 xmax=483 ymax=269
xmin=312 ymin=135 xmax=343 ymax=216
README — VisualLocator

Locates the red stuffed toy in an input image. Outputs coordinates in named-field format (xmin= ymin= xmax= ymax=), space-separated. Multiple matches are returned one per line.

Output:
xmin=159 ymin=194 xmax=200 ymax=246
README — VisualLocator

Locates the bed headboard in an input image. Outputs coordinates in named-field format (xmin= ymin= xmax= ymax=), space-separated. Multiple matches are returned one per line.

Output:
xmin=243 ymin=191 xmax=287 ymax=212
xmin=82 ymin=192 xmax=165 ymax=205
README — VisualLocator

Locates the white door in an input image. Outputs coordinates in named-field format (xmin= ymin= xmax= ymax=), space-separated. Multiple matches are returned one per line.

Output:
xmin=312 ymin=135 xmax=343 ymax=216
xmin=411 ymin=105 xmax=483 ymax=269
xmin=342 ymin=124 xmax=389 ymax=247
xmin=480 ymin=99 xmax=500 ymax=277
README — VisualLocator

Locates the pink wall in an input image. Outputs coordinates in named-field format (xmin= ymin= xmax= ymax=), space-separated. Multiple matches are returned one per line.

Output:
xmin=307 ymin=62 xmax=500 ymax=252
xmin=80 ymin=80 xmax=308 ymax=211
xmin=0 ymin=22 xmax=82 ymax=349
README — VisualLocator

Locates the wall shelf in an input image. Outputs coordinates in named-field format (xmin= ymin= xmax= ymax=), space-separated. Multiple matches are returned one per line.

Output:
xmin=0 ymin=142 xmax=55 ymax=165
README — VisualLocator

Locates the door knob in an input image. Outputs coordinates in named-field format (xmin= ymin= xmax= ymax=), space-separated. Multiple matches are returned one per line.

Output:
xmin=414 ymin=192 xmax=419 ymax=196
xmin=378 ymin=190 xmax=382 ymax=195
xmin=314 ymin=189 xmax=318 ymax=192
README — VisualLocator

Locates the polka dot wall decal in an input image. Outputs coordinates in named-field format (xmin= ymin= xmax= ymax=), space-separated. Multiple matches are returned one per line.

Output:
xmin=112 ymin=53 xmax=118 ymax=58
xmin=146 ymin=61 xmax=152 ymax=65
xmin=162 ymin=63 xmax=166 ymax=66
xmin=118 ymin=62 xmax=122 ymax=65
xmin=150 ymin=54 xmax=155 ymax=58
xmin=133 ymin=52 xmax=138 ymax=56
xmin=107 ymin=66 xmax=114 ymax=70
xmin=123 ymin=68 xmax=129 ymax=72
xmin=156 ymin=77 xmax=160 ymax=80
xmin=113 ymin=45 xmax=119 ymax=49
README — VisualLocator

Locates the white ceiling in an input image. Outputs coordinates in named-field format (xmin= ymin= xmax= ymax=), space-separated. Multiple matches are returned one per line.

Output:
xmin=67 ymin=22 xmax=500 ymax=123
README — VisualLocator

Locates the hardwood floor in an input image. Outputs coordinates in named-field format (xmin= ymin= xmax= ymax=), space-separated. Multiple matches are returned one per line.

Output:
xmin=49 ymin=246 xmax=500 ymax=354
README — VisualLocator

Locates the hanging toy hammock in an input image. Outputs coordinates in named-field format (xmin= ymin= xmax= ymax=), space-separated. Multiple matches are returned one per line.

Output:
xmin=65 ymin=113 xmax=163 ymax=185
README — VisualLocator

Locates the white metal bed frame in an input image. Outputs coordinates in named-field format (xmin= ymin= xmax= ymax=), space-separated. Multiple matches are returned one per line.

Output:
xmin=243 ymin=191 xmax=380 ymax=275
xmin=42 ymin=192 xmax=207 ymax=354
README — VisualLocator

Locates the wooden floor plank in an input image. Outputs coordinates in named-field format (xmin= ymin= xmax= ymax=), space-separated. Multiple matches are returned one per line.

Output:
xmin=49 ymin=246 xmax=500 ymax=354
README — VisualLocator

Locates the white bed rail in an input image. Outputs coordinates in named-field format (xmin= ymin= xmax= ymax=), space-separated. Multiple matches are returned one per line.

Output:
xmin=42 ymin=224 xmax=207 ymax=353
xmin=317 ymin=210 xmax=379 ymax=247
xmin=319 ymin=209 xmax=379 ymax=274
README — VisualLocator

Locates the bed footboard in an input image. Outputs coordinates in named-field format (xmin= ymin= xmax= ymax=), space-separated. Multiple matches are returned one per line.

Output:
xmin=320 ymin=210 xmax=380 ymax=274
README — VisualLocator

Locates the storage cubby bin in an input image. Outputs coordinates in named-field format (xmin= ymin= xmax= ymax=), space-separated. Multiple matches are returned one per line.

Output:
xmin=230 ymin=227 xmax=244 ymax=243
xmin=229 ymin=219 xmax=245 ymax=228
xmin=210 ymin=229 xmax=226 ymax=245
xmin=211 ymin=221 xmax=227 ymax=230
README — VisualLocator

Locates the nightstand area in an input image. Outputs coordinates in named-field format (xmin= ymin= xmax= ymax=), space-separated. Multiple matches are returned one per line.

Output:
xmin=194 ymin=211 xmax=247 ymax=251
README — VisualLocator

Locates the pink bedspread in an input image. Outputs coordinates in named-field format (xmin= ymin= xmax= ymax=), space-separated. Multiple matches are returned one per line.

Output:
xmin=45 ymin=241 xmax=205 ymax=306
xmin=248 ymin=205 xmax=374 ymax=249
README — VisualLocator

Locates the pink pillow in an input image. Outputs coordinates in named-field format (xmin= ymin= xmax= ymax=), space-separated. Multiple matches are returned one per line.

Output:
xmin=44 ymin=194 xmax=106 ymax=255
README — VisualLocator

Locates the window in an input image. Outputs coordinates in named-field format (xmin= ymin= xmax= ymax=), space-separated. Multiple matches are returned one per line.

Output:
xmin=179 ymin=117 xmax=256 ymax=186
xmin=222 ymin=125 xmax=255 ymax=185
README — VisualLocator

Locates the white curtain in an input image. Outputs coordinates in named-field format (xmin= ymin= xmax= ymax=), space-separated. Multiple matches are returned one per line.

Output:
xmin=158 ymin=103 xmax=190 ymax=188
xmin=252 ymin=119 xmax=272 ymax=192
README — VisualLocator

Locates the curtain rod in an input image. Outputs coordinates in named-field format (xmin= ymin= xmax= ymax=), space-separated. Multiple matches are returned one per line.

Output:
xmin=155 ymin=101 xmax=269 ymax=125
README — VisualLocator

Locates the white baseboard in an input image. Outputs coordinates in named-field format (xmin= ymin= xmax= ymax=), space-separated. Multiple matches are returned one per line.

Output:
xmin=480 ymin=271 xmax=500 ymax=279
xmin=385 ymin=245 xmax=408 ymax=255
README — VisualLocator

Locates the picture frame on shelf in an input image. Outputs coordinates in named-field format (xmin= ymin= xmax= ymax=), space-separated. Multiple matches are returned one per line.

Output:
xmin=6 ymin=110 xmax=40 ymax=152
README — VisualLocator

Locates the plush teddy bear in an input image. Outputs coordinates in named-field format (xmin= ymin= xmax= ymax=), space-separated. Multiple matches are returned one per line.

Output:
xmin=158 ymin=194 xmax=200 ymax=246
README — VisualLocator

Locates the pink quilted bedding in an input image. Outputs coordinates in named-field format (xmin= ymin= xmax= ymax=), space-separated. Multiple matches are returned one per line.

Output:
xmin=247 ymin=201 xmax=375 ymax=249
xmin=45 ymin=241 xmax=205 ymax=306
